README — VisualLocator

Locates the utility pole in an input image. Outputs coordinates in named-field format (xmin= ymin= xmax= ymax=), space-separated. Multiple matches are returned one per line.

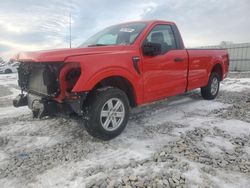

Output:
xmin=69 ymin=13 xmax=72 ymax=48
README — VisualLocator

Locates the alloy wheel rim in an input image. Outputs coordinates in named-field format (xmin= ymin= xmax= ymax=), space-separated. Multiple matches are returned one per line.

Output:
xmin=211 ymin=77 xmax=219 ymax=95
xmin=100 ymin=98 xmax=125 ymax=131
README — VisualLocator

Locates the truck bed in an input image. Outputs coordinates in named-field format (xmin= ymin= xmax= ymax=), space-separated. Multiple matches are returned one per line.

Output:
xmin=186 ymin=48 xmax=229 ymax=91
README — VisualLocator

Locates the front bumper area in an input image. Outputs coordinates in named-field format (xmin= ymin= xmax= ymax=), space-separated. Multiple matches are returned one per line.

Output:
xmin=13 ymin=93 xmax=87 ymax=118
xmin=13 ymin=94 xmax=28 ymax=107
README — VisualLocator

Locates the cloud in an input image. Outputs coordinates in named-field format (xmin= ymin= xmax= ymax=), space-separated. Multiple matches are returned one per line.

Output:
xmin=0 ymin=0 xmax=75 ymax=59
xmin=140 ymin=0 xmax=250 ymax=47
xmin=0 ymin=0 xmax=249 ymax=60
xmin=0 ymin=0 xmax=150 ymax=60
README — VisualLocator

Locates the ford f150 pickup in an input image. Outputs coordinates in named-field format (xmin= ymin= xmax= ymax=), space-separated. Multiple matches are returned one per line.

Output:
xmin=13 ymin=20 xmax=229 ymax=140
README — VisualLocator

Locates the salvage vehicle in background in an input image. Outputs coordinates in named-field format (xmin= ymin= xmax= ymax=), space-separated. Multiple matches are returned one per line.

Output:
xmin=12 ymin=20 xmax=229 ymax=140
xmin=0 ymin=63 xmax=18 ymax=74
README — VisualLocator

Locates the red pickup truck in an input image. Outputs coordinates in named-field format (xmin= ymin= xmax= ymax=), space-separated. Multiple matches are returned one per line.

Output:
xmin=13 ymin=20 xmax=229 ymax=140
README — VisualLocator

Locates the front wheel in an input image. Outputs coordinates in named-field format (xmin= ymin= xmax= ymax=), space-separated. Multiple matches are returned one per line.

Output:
xmin=5 ymin=69 xmax=12 ymax=74
xmin=201 ymin=72 xmax=220 ymax=100
xmin=82 ymin=87 xmax=130 ymax=140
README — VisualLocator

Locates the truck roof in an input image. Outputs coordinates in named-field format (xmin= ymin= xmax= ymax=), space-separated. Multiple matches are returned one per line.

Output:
xmin=113 ymin=20 xmax=175 ymax=26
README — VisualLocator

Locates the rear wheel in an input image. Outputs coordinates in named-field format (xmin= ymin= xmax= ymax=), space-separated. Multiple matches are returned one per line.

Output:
xmin=201 ymin=72 xmax=220 ymax=100
xmin=83 ymin=87 xmax=130 ymax=140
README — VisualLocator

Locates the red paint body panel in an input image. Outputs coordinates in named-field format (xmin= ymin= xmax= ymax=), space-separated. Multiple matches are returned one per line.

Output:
xmin=186 ymin=49 xmax=228 ymax=91
xmin=142 ymin=50 xmax=188 ymax=103
xmin=13 ymin=20 xmax=229 ymax=106
xmin=66 ymin=45 xmax=144 ymax=104
xmin=13 ymin=46 xmax=127 ymax=62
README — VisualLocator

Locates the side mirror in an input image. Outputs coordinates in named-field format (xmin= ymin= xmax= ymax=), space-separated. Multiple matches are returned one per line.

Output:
xmin=142 ymin=42 xmax=161 ymax=56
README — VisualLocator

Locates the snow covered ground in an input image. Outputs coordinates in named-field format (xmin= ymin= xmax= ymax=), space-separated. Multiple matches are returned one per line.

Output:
xmin=0 ymin=72 xmax=249 ymax=188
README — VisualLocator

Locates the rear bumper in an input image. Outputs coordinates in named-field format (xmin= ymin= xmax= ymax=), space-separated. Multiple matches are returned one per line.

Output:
xmin=13 ymin=92 xmax=88 ymax=118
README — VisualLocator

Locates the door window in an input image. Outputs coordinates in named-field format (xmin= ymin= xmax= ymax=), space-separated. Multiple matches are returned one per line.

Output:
xmin=145 ymin=25 xmax=177 ymax=54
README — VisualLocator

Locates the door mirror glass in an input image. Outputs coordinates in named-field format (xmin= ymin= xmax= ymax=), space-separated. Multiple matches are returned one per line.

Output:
xmin=143 ymin=25 xmax=177 ymax=55
xmin=142 ymin=42 xmax=161 ymax=56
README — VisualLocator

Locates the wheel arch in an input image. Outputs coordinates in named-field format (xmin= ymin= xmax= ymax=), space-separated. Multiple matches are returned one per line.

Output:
xmin=211 ymin=63 xmax=223 ymax=81
xmin=91 ymin=75 xmax=137 ymax=107
xmin=5 ymin=68 xmax=12 ymax=74
xmin=72 ymin=67 xmax=140 ymax=107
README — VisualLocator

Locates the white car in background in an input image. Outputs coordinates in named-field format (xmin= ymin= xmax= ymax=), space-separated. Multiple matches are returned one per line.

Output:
xmin=0 ymin=63 xmax=19 ymax=74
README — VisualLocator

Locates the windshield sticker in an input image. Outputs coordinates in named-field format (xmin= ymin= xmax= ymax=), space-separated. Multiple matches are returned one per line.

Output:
xmin=119 ymin=28 xmax=135 ymax=33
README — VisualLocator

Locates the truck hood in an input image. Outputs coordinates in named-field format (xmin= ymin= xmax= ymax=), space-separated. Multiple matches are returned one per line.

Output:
xmin=13 ymin=46 xmax=125 ymax=63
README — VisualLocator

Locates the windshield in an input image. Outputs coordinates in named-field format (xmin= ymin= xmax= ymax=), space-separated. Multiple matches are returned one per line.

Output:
xmin=79 ymin=22 xmax=147 ymax=47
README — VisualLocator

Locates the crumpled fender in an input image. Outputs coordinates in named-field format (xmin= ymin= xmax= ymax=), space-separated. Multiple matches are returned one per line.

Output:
xmin=72 ymin=66 xmax=143 ymax=105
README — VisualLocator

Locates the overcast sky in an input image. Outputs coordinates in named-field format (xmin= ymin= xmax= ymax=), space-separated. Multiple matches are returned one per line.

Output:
xmin=0 ymin=0 xmax=249 ymax=61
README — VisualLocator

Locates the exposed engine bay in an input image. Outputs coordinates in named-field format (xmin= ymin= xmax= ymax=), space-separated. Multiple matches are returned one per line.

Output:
xmin=18 ymin=62 xmax=63 ymax=96
xmin=13 ymin=62 xmax=85 ymax=118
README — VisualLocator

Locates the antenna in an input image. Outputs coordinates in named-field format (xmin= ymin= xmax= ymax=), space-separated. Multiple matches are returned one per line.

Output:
xmin=69 ymin=13 xmax=72 ymax=48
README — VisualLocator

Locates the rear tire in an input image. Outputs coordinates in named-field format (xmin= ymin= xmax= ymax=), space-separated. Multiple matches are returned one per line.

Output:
xmin=201 ymin=72 xmax=220 ymax=100
xmin=82 ymin=87 xmax=130 ymax=140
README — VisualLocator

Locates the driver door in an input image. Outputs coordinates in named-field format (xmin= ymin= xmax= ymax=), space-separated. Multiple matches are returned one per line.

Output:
xmin=142 ymin=24 xmax=188 ymax=102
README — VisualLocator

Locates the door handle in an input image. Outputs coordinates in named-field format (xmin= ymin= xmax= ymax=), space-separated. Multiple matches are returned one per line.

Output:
xmin=174 ymin=58 xmax=184 ymax=62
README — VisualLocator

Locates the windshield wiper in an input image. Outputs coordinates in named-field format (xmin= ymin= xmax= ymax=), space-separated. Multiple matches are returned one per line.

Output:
xmin=88 ymin=44 xmax=109 ymax=47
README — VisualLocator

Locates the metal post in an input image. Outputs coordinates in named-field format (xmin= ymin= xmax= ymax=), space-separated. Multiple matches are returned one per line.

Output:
xmin=70 ymin=13 xmax=72 ymax=48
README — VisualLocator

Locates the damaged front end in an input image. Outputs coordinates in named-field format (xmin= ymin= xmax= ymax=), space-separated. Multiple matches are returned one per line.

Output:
xmin=13 ymin=62 xmax=86 ymax=118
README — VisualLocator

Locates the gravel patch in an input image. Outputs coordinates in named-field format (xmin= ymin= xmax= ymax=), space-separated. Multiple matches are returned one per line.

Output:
xmin=0 ymin=85 xmax=12 ymax=97
xmin=0 ymin=72 xmax=250 ymax=188
xmin=212 ymin=90 xmax=250 ymax=123
xmin=82 ymin=126 xmax=250 ymax=188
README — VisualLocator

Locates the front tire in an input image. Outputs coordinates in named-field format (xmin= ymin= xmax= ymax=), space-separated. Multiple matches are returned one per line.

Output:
xmin=5 ymin=69 xmax=12 ymax=74
xmin=201 ymin=72 xmax=220 ymax=100
xmin=83 ymin=87 xmax=130 ymax=140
